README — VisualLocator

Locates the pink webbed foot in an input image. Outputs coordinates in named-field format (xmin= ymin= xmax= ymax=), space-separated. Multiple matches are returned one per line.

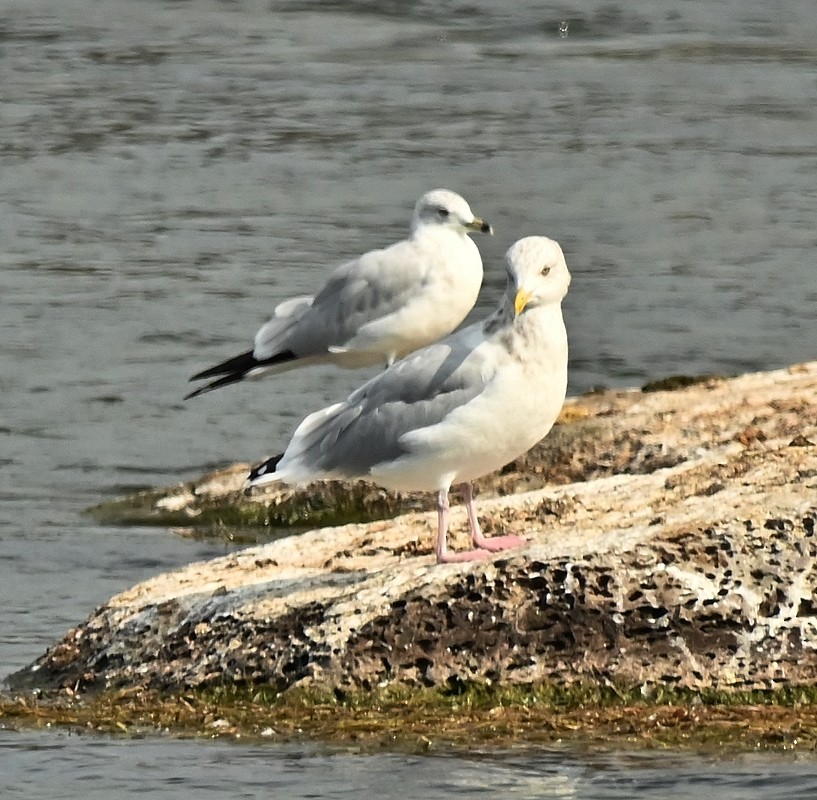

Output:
xmin=434 ymin=485 xmax=526 ymax=564
xmin=471 ymin=532 xmax=526 ymax=553
xmin=459 ymin=483 xmax=525 ymax=555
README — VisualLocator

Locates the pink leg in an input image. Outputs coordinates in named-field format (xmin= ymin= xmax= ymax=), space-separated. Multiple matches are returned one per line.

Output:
xmin=461 ymin=483 xmax=525 ymax=553
xmin=435 ymin=489 xmax=490 ymax=564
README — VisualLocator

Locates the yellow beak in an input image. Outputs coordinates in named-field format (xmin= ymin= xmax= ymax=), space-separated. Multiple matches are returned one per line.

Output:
xmin=514 ymin=288 xmax=532 ymax=316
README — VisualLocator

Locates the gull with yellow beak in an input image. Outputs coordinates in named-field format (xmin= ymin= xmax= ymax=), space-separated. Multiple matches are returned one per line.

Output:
xmin=248 ymin=236 xmax=571 ymax=563
xmin=186 ymin=189 xmax=492 ymax=399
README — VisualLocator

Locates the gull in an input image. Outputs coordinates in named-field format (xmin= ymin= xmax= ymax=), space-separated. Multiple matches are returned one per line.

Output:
xmin=248 ymin=236 xmax=571 ymax=563
xmin=185 ymin=189 xmax=492 ymax=399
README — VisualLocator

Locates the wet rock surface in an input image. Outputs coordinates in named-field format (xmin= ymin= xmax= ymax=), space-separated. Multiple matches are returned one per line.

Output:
xmin=10 ymin=362 xmax=817 ymax=696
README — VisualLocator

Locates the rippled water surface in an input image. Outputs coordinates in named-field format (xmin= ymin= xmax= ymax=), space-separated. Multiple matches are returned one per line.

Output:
xmin=5 ymin=730 xmax=817 ymax=800
xmin=2 ymin=0 xmax=817 ymax=795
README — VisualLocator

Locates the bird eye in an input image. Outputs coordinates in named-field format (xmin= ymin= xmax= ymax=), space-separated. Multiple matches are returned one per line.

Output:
xmin=541 ymin=265 xmax=551 ymax=276
xmin=437 ymin=207 xmax=450 ymax=219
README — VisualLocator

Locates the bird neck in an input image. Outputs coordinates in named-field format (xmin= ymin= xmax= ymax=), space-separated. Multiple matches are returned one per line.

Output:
xmin=513 ymin=303 xmax=568 ymax=361
xmin=484 ymin=300 xmax=567 ymax=364
xmin=410 ymin=223 xmax=469 ymax=244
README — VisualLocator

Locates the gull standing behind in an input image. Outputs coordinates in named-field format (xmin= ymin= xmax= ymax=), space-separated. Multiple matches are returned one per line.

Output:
xmin=248 ymin=236 xmax=571 ymax=564
xmin=185 ymin=189 xmax=492 ymax=399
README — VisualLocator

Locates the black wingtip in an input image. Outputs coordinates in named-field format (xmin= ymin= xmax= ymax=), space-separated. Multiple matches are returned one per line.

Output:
xmin=190 ymin=349 xmax=258 ymax=382
xmin=186 ymin=349 xmax=300 ymax=399
xmin=247 ymin=452 xmax=284 ymax=484
xmin=184 ymin=370 xmax=247 ymax=400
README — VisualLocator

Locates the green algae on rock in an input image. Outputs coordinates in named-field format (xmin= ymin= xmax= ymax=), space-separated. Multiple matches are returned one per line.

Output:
xmin=3 ymin=683 xmax=817 ymax=751
xmin=86 ymin=464 xmax=418 ymax=533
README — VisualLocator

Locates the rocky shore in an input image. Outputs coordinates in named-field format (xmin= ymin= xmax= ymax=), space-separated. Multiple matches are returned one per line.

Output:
xmin=3 ymin=362 xmax=817 ymax=747
xmin=0 ymin=362 xmax=817 ymax=750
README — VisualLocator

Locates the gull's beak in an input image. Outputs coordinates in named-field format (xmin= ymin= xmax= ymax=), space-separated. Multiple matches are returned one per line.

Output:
xmin=466 ymin=217 xmax=493 ymax=235
xmin=514 ymin=287 xmax=533 ymax=316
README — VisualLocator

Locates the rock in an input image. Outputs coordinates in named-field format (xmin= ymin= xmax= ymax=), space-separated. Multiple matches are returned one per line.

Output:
xmin=9 ymin=362 xmax=817 ymax=696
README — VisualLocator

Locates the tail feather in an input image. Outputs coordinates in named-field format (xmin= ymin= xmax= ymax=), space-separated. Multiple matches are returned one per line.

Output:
xmin=190 ymin=349 xmax=257 ymax=382
xmin=184 ymin=370 xmax=250 ymax=400
xmin=185 ymin=349 xmax=298 ymax=400
xmin=247 ymin=452 xmax=284 ymax=485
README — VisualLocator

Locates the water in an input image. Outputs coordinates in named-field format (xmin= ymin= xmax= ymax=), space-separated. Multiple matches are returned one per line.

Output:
xmin=4 ymin=730 xmax=817 ymax=800
xmin=2 ymin=0 xmax=817 ymax=794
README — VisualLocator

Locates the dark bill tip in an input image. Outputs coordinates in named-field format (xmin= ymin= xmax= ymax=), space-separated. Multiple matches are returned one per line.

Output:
xmin=468 ymin=217 xmax=493 ymax=235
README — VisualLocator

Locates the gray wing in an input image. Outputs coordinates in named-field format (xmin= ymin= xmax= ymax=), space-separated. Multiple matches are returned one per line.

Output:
xmin=280 ymin=325 xmax=491 ymax=478
xmin=253 ymin=296 xmax=314 ymax=359
xmin=282 ymin=241 xmax=427 ymax=357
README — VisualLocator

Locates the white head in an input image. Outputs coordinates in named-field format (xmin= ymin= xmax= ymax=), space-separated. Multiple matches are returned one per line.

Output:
xmin=411 ymin=189 xmax=493 ymax=236
xmin=505 ymin=236 xmax=571 ymax=315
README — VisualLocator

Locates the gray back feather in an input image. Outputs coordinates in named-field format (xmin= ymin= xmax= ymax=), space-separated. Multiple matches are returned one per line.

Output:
xmin=284 ymin=330 xmax=489 ymax=477
xmin=281 ymin=244 xmax=427 ymax=356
